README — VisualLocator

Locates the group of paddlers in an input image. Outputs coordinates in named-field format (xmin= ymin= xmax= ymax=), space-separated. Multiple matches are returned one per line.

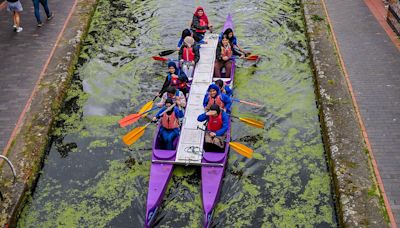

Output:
xmin=153 ymin=6 xmax=247 ymax=151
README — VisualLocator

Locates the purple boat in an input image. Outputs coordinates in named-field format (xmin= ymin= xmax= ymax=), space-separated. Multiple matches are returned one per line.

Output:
xmin=145 ymin=123 xmax=179 ymax=227
xmin=201 ymin=14 xmax=234 ymax=228
xmin=144 ymin=14 xmax=235 ymax=227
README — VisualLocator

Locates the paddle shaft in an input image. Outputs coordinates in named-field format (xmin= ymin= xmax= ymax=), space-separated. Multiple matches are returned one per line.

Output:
xmin=232 ymin=98 xmax=263 ymax=107
xmin=155 ymin=103 xmax=176 ymax=119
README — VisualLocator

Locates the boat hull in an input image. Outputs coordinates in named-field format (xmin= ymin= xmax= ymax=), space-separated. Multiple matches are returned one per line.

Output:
xmin=145 ymin=125 xmax=178 ymax=227
xmin=201 ymin=14 xmax=235 ymax=227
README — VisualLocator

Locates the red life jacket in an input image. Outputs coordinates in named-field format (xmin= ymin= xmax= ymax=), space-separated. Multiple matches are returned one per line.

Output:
xmin=207 ymin=95 xmax=225 ymax=109
xmin=183 ymin=47 xmax=195 ymax=62
xmin=207 ymin=113 xmax=223 ymax=132
xmin=196 ymin=19 xmax=207 ymax=33
xmin=161 ymin=110 xmax=180 ymax=129
xmin=221 ymin=45 xmax=233 ymax=58
xmin=170 ymin=74 xmax=187 ymax=90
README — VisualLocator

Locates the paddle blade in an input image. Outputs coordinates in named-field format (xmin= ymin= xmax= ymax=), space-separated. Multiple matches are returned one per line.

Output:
xmin=118 ymin=113 xmax=141 ymax=127
xmin=246 ymin=55 xmax=259 ymax=61
xmin=139 ymin=101 xmax=154 ymax=115
xmin=159 ymin=50 xmax=176 ymax=56
xmin=152 ymin=56 xmax=169 ymax=61
xmin=229 ymin=142 xmax=253 ymax=158
xmin=122 ymin=125 xmax=147 ymax=146
xmin=239 ymin=117 xmax=264 ymax=129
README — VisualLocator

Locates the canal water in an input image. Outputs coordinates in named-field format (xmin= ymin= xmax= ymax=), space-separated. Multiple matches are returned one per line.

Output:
xmin=17 ymin=0 xmax=337 ymax=227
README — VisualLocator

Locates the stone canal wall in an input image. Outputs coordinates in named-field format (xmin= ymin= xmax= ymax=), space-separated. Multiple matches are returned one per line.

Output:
xmin=0 ymin=0 xmax=97 ymax=226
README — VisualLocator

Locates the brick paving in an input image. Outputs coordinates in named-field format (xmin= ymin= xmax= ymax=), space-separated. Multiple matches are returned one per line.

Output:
xmin=325 ymin=0 xmax=400 ymax=225
xmin=0 ymin=0 xmax=75 ymax=152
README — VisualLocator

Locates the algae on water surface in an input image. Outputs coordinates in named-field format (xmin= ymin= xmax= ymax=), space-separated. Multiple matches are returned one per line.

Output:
xmin=18 ymin=0 xmax=336 ymax=227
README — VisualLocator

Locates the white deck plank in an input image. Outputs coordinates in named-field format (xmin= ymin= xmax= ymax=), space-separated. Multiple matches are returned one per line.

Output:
xmin=175 ymin=34 xmax=218 ymax=163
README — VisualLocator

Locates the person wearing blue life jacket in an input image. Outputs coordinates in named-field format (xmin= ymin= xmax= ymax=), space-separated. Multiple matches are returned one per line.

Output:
xmin=197 ymin=104 xmax=229 ymax=151
xmin=203 ymin=84 xmax=232 ymax=114
xmin=153 ymin=98 xmax=184 ymax=150
xmin=177 ymin=28 xmax=204 ymax=50
xmin=214 ymin=79 xmax=232 ymax=97
xmin=159 ymin=61 xmax=189 ymax=97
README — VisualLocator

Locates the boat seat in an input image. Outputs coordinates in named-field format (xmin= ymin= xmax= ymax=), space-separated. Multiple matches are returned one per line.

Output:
xmin=203 ymin=152 xmax=226 ymax=163
xmin=154 ymin=149 xmax=177 ymax=160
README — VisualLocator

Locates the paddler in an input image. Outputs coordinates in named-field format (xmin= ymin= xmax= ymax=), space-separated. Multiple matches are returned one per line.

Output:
xmin=214 ymin=35 xmax=244 ymax=78
xmin=220 ymin=28 xmax=250 ymax=56
xmin=178 ymin=36 xmax=200 ymax=79
xmin=203 ymin=84 xmax=232 ymax=114
xmin=197 ymin=104 xmax=229 ymax=151
xmin=159 ymin=61 xmax=189 ymax=97
xmin=157 ymin=86 xmax=186 ymax=109
xmin=191 ymin=6 xmax=213 ymax=40
xmin=214 ymin=79 xmax=232 ymax=97
xmin=152 ymin=98 xmax=184 ymax=150
xmin=177 ymin=28 xmax=203 ymax=50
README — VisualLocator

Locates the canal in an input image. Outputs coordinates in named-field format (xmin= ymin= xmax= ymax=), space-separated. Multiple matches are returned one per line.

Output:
xmin=17 ymin=0 xmax=337 ymax=227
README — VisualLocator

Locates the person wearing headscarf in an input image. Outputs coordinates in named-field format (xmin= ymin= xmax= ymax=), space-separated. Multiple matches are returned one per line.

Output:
xmin=191 ymin=6 xmax=213 ymax=39
xmin=153 ymin=98 xmax=184 ymax=150
xmin=179 ymin=36 xmax=200 ymax=79
xmin=158 ymin=61 xmax=189 ymax=97
xmin=214 ymin=34 xmax=243 ymax=78
xmin=197 ymin=104 xmax=229 ymax=151
xmin=203 ymin=84 xmax=232 ymax=114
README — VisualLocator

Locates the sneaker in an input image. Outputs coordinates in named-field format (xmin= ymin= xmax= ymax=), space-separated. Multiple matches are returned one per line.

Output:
xmin=47 ymin=13 xmax=54 ymax=21
xmin=37 ymin=23 xmax=43 ymax=27
xmin=13 ymin=24 xmax=17 ymax=28
xmin=16 ymin=27 xmax=23 ymax=33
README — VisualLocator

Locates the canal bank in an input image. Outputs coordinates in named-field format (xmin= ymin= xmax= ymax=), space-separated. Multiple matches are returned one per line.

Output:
xmin=0 ymin=0 xmax=390 ymax=226
xmin=0 ymin=0 xmax=98 ymax=226
xmin=302 ymin=0 xmax=392 ymax=227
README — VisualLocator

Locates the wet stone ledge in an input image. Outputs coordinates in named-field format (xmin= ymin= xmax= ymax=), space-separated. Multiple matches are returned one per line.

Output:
xmin=0 ymin=0 xmax=98 ymax=226
xmin=301 ymin=0 xmax=391 ymax=227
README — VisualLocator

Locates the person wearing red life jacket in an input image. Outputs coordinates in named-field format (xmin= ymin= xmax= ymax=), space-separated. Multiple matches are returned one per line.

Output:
xmin=159 ymin=61 xmax=189 ymax=97
xmin=178 ymin=36 xmax=200 ymax=79
xmin=219 ymin=28 xmax=250 ymax=56
xmin=197 ymin=104 xmax=229 ymax=151
xmin=191 ymin=6 xmax=213 ymax=39
xmin=157 ymin=86 xmax=186 ymax=109
xmin=214 ymin=35 xmax=244 ymax=78
xmin=152 ymin=98 xmax=184 ymax=150
xmin=203 ymin=84 xmax=232 ymax=113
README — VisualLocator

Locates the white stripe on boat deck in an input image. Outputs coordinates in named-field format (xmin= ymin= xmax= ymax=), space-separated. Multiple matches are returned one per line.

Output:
xmin=175 ymin=34 xmax=219 ymax=164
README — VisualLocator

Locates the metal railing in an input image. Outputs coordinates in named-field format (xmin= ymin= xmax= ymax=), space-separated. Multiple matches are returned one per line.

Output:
xmin=0 ymin=155 xmax=17 ymax=201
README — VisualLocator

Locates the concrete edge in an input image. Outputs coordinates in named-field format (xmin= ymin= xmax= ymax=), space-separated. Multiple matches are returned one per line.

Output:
xmin=301 ymin=0 xmax=392 ymax=227
xmin=0 ymin=0 xmax=98 ymax=226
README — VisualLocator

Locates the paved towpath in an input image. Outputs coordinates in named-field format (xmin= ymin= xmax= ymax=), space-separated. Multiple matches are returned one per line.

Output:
xmin=0 ymin=0 xmax=76 ymax=154
xmin=324 ymin=0 xmax=400 ymax=226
